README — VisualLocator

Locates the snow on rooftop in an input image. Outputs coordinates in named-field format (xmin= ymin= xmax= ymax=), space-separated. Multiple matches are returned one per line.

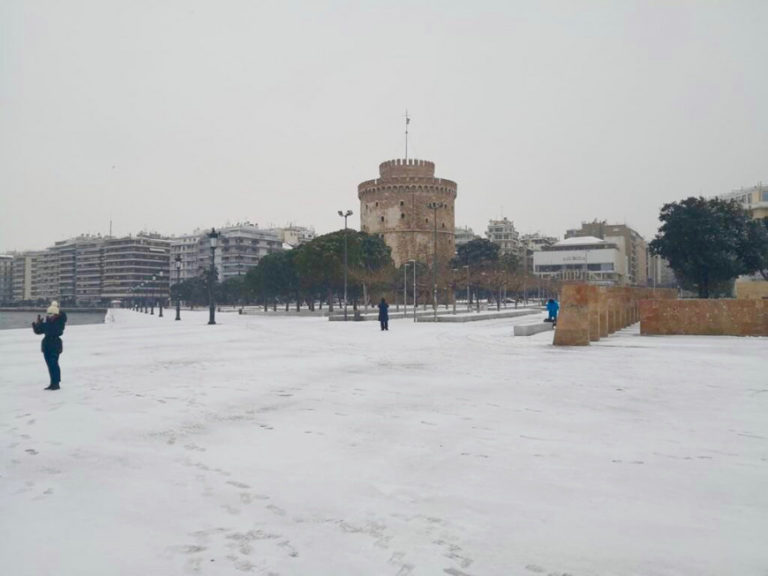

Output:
xmin=1 ymin=310 xmax=766 ymax=574
xmin=554 ymin=235 xmax=606 ymax=246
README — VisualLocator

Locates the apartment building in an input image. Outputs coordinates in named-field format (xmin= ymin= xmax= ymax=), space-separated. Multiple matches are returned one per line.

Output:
xmin=169 ymin=233 xmax=203 ymax=284
xmin=454 ymin=226 xmax=479 ymax=251
xmin=520 ymin=233 xmax=558 ymax=275
xmin=485 ymin=218 xmax=522 ymax=256
xmin=0 ymin=255 xmax=13 ymax=304
xmin=34 ymin=249 xmax=60 ymax=303
xmin=565 ymin=221 xmax=648 ymax=286
xmin=171 ymin=223 xmax=282 ymax=284
xmin=102 ymin=235 xmax=171 ymax=303
xmin=75 ymin=237 xmax=106 ymax=305
xmin=717 ymin=183 xmax=768 ymax=220
xmin=268 ymin=225 xmax=316 ymax=248
xmin=218 ymin=224 xmax=281 ymax=281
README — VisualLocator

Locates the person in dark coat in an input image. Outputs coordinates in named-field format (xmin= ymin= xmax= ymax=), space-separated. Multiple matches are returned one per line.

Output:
xmin=377 ymin=297 xmax=389 ymax=331
xmin=32 ymin=301 xmax=67 ymax=390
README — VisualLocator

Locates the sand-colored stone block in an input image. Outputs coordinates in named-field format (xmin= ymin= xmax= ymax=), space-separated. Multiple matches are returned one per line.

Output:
xmin=735 ymin=280 xmax=768 ymax=300
xmin=553 ymin=285 xmax=591 ymax=346
xmin=554 ymin=284 xmax=680 ymax=346
xmin=639 ymin=299 xmax=768 ymax=336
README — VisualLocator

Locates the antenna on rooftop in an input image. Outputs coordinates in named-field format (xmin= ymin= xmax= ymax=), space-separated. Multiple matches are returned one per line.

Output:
xmin=404 ymin=109 xmax=410 ymax=161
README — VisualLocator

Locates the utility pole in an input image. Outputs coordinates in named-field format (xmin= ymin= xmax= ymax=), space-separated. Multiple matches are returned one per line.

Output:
xmin=426 ymin=201 xmax=445 ymax=321
xmin=338 ymin=210 xmax=353 ymax=321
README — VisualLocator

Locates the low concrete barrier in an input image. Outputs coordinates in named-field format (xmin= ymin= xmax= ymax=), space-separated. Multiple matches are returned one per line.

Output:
xmin=514 ymin=322 xmax=554 ymax=336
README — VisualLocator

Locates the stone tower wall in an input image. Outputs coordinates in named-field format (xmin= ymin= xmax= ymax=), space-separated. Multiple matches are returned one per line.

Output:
xmin=358 ymin=159 xmax=457 ymax=268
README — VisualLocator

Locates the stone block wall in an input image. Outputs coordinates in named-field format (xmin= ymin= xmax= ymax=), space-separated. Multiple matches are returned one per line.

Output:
xmin=639 ymin=299 xmax=768 ymax=336
xmin=553 ymin=284 xmax=676 ymax=346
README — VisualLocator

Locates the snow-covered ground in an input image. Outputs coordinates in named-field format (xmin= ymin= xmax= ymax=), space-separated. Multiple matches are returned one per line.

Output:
xmin=1 ymin=309 xmax=766 ymax=576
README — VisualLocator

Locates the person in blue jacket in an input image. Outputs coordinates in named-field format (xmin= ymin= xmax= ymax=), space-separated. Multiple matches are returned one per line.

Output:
xmin=546 ymin=298 xmax=560 ymax=323
xmin=377 ymin=297 xmax=389 ymax=331
xmin=32 ymin=301 xmax=67 ymax=390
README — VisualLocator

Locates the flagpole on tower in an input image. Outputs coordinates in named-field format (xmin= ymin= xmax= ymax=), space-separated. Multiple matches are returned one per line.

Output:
xmin=405 ymin=110 xmax=410 ymax=161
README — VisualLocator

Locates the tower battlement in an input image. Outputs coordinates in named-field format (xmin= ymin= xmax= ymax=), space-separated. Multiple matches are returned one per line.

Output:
xmin=379 ymin=158 xmax=435 ymax=179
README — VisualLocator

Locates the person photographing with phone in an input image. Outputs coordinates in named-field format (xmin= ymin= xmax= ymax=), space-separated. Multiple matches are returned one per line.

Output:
xmin=32 ymin=301 xmax=68 ymax=390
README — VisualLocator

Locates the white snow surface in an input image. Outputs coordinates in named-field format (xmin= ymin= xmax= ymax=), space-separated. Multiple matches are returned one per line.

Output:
xmin=1 ymin=309 xmax=767 ymax=576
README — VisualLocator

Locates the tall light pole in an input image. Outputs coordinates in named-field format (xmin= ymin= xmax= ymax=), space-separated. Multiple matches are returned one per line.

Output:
xmin=158 ymin=271 xmax=164 ymax=317
xmin=337 ymin=210 xmax=353 ymax=321
xmin=463 ymin=264 xmax=470 ymax=312
xmin=150 ymin=275 xmax=156 ymax=315
xmin=175 ymin=255 xmax=182 ymax=321
xmin=408 ymin=259 xmax=417 ymax=322
xmin=426 ymin=201 xmax=445 ymax=321
xmin=403 ymin=261 xmax=408 ymax=319
xmin=208 ymin=228 xmax=220 ymax=325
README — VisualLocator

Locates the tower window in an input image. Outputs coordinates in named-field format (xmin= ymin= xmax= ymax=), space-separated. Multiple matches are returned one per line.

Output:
xmin=401 ymin=213 xmax=405 ymax=219
xmin=375 ymin=202 xmax=379 ymax=207
xmin=380 ymin=216 xmax=384 ymax=222
xmin=425 ymin=218 xmax=429 ymax=223
xmin=442 ymin=223 xmax=446 ymax=228
xmin=400 ymin=201 xmax=404 ymax=206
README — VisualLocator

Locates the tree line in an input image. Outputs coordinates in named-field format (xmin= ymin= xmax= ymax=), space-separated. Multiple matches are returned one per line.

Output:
xmin=170 ymin=231 xmax=557 ymax=310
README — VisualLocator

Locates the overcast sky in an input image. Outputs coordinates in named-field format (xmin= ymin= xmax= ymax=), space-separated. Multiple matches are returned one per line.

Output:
xmin=1 ymin=0 xmax=766 ymax=252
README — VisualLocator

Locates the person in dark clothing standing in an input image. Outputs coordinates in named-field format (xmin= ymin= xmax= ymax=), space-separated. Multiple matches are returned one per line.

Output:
xmin=377 ymin=297 xmax=389 ymax=331
xmin=32 ymin=301 xmax=67 ymax=390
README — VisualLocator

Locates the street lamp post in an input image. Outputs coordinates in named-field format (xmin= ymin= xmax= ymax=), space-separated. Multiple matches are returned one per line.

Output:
xmin=150 ymin=275 xmax=156 ymax=315
xmin=426 ymin=201 xmax=445 ymax=321
xmin=463 ymin=264 xmax=470 ymax=312
xmin=337 ymin=210 xmax=353 ymax=321
xmin=208 ymin=228 xmax=220 ymax=325
xmin=175 ymin=255 xmax=182 ymax=321
xmin=158 ymin=271 xmax=164 ymax=317
xmin=403 ymin=262 xmax=408 ymax=319
xmin=408 ymin=259 xmax=417 ymax=322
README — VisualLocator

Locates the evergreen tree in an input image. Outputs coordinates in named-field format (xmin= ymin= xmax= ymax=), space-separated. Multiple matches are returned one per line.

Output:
xmin=649 ymin=197 xmax=761 ymax=297
xmin=452 ymin=238 xmax=500 ymax=268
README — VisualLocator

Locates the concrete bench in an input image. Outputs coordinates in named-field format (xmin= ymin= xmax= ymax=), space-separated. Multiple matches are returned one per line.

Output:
xmin=514 ymin=322 xmax=554 ymax=336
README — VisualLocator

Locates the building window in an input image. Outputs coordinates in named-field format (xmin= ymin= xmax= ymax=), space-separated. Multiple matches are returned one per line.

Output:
xmin=401 ymin=213 xmax=405 ymax=219
xmin=380 ymin=216 xmax=384 ymax=222
xmin=400 ymin=201 xmax=404 ymax=206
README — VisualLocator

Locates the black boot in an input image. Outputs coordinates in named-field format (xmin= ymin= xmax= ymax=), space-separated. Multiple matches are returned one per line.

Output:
xmin=44 ymin=384 xmax=60 ymax=390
